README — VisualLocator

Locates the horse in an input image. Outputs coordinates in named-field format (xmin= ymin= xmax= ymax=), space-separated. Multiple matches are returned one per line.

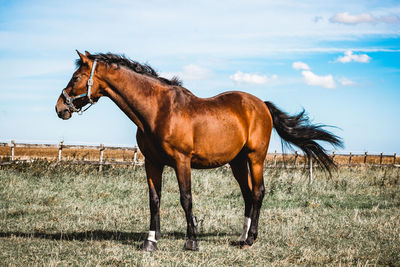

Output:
xmin=55 ymin=51 xmax=343 ymax=251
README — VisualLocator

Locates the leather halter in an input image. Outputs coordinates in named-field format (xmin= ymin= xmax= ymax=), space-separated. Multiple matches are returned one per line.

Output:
xmin=62 ymin=59 xmax=97 ymax=115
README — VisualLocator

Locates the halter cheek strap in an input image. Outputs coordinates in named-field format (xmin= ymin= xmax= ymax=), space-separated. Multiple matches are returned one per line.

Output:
xmin=87 ymin=59 xmax=97 ymax=104
xmin=62 ymin=59 xmax=98 ymax=115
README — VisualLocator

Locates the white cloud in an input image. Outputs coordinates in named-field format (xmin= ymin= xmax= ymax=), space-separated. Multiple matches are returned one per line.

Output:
xmin=336 ymin=50 xmax=371 ymax=63
xmin=182 ymin=64 xmax=211 ymax=80
xmin=301 ymin=70 xmax=336 ymax=89
xmin=293 ymin=61 xmax=335 ymax=88
xmin=230 ymin=71 xmax=277 ymax=85
xmin=380 ymin=15 xmax=400 ymax=24
xmin=293 ymin=61 xmax=354 ymax=88
xmin=292 ymin=61 xmax=310 ymax=70
xmin=339 ymin=77 xmax=356 ymax=86
xmin=160 ymin=64 xmax=211 ymax=81
xmin=330 ymin=12 xmax=400 ymax=25
xmin=330 ymin=12 xmax=376 ymax=25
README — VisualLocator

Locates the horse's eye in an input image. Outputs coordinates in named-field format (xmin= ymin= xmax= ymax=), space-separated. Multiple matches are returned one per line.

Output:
xmin=72 ymin=76 xmax=80 ymax=82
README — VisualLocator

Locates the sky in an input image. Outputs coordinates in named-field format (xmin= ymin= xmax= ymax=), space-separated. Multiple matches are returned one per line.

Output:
xmin=0 ymin=0 xmax=399 ymax=154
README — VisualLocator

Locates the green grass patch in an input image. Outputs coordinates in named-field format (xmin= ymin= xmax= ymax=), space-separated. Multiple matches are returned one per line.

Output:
xmin=1 ymin=161 xmax=399 ymax=265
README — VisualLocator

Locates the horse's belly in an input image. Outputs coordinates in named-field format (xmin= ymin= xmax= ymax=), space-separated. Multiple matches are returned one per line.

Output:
xmin=190 ymin=129 xmax=245 ymax=169
xmin=190 ymin=151 xmax=237 ymax=169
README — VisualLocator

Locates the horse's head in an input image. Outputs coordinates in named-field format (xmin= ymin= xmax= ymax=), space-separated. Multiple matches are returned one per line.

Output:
xmin=55 ymin=50 xmax=102 ymax=120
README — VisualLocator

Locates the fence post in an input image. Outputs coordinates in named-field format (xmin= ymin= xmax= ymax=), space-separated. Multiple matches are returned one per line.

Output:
xmin=379 ymin=152 xmax=383 ymax=166
xmin=394 ymin=153 xmax=397 ymax=165
xmin=99 ymin=144 xmax=105 ymax=172
xmin=331 ymin=151 xmax=335 ymax=164
xmin=309 ymin=156 xmax=313 ymax=185
xmin=364 ymin=152 xmax=368 ymax=165
xmin=273 ymin=150 xmax=277 ymax=168
xmin=10 ymin=140 xmax=15 ymax=161
xmin=348 ymin=152 xmax=352 ymax=166
xmin=294 ymin=151 xmax=298 ymax=168
xmin=58 ymin=141 xmax=64 ymax=162
xmin=133 ymin=145 xmax=138 ymax=166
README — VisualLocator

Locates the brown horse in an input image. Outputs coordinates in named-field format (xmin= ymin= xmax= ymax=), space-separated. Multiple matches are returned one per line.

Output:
xmin=55 ymin=51 xmax=342 ymax=251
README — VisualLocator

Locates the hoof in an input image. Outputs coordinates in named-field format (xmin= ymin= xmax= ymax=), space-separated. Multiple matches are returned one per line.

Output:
xmin=184 ymin=239 xmax=199 ymax=251
xmin=229 ymin=240 xmax=241 ymax=247
xmin=155 ymin=231 xmax=162 ymax=240
xmin=138 ymin=240 xmax=158 ymax=252
xmin=239 ymin=241 xmax=251 ymax=249
xmin=240 ymin=237 xmax=255 ymax=249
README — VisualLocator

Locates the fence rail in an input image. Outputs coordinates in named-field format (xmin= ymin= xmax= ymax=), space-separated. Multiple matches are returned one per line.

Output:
xmin=0 ymin=141 xmax=399 ymax=171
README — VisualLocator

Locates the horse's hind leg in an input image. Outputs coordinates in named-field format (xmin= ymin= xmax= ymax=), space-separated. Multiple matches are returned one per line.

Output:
xmin=230 ymin=157 xmax=253 ymax=243
xmin=245 ymin=154 xmax=266 ymax=247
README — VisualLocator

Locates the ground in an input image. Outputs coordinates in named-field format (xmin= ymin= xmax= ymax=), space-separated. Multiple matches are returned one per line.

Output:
xmin=0 ymin=162 xmax=399 ymax=265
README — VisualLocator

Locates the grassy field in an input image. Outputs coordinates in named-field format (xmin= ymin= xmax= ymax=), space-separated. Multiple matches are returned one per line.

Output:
xmin=0 ymin=162 xmax=399 ymax=266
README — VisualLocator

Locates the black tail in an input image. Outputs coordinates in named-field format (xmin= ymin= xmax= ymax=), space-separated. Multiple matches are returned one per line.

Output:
xmin=265 ymin=101 xmax=343 ymax=173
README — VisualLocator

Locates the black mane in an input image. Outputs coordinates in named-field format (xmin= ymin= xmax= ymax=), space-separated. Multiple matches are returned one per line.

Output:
xmin=76 ymin=53 xmax=182 ymax=86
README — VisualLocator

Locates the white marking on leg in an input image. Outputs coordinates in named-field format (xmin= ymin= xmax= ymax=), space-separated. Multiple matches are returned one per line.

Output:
xmin=238 ymin=217 xmax=251 ymax=242
xmin=147 ymin=230 xmax=157 ymax=243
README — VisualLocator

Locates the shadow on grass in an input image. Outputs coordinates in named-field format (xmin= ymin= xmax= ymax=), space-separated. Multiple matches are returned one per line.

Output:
xmin=0 ymin=230 xmax=145 ymax=243
xmin=0 ymin=230 xmax=237 ymax=243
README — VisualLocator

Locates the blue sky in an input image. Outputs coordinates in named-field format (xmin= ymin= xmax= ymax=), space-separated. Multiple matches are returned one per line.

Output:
xmin=0 ymin=0 xmax=399 ymax=154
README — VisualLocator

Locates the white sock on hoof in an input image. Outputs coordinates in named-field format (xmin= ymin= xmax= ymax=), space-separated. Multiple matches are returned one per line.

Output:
xmin=147 ymin=230 xmax=157 ymax=243
xmin=238 ymin=217 xmax=251 ymax=242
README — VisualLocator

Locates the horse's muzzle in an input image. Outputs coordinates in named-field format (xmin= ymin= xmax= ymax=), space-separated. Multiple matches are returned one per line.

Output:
xmin=56 ymin=106 xmax=72 ymax=120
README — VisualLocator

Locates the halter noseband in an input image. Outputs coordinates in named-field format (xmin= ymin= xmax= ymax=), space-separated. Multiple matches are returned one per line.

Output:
xmin=62 ymin=59 xmax=98 ymax=115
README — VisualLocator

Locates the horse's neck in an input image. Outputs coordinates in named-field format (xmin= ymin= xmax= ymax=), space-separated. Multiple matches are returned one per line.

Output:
xmin=102 ymin=68 xmax=168 ymax=132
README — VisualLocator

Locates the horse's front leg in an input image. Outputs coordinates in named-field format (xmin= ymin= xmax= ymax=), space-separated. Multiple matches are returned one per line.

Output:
xmin=139 ymin=159 xmax=164 ymax=252
xmin=175 ymin=158 xmax=198 ymax=251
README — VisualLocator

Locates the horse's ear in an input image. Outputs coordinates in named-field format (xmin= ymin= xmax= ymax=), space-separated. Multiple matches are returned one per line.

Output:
xmin=84 ymin=51 xmax=91 ymax=56
xmin=76 ymin=50 xmax=90 ymax=65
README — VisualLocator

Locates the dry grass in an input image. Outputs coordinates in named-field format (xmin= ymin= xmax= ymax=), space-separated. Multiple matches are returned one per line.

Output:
xmin=0 ymin=161 xmax=399 ymax=265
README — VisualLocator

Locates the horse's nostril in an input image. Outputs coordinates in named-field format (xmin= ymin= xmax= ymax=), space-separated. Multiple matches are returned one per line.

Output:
xmin=56 ymin=108 xmax=71 ymax=120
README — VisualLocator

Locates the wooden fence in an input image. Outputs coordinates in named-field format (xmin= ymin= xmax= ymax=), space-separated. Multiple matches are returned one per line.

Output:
xmin=266 ymin=150 xmax=398 ymax=167
xmin=0 ymin=141 xmax=398 ymax=172
xmin=0 ymin=140 xmax=142 ymax=171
